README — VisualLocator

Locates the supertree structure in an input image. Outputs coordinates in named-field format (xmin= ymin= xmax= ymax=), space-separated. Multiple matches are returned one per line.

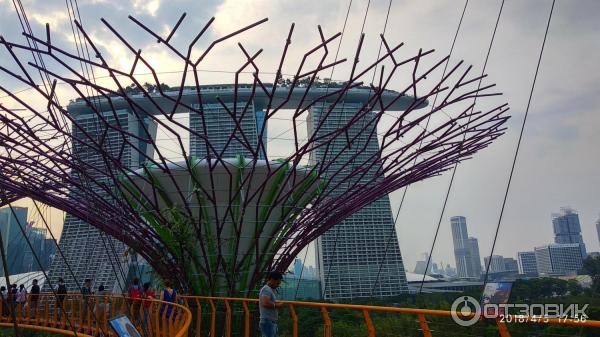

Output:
xmin=0 ymin=14 xmax=509 ymax=296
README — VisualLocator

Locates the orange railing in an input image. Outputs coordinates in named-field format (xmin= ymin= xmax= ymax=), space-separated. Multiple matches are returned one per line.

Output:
xmin=1 ymin=293 xmax=599 ymax=336
xmin=180 ymin=295 xmax=600 ymax=337
xmin=0 ymin=293 xmax=192 ymax=337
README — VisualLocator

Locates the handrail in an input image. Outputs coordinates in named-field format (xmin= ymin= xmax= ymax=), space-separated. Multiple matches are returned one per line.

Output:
xmin=180 ymin=295 xmax=600 ymax=337
xmin=0 ymin=293 xmax=192 ymax=337
xmin=2 ymin=293 xmax=597 ymax=336
xmin=0 ymin=322 xmax=94 ymax=336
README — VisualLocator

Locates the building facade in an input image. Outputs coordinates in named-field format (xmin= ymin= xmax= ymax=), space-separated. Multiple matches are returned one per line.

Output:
xmin=451 ymin=216 xmax=480 ymax=279
xmin=517 ymin=251 xmax=538 ymax=276
xmin=596 ymin=218 xmax=600 ymax=247
xmin=189 ymin=102 xmax=266 ymax=159
xmin=503 ymin=257 xmax=519 ymax=273
xmin=47 ymin=110 xmax=157 ymax=291
xmin=52 ymin=85 xmax=414 ymax=296
xmin=0 ymin=206 xmax=28 ymax=276
xmin=484 ymin=255 xmax=505 ymax=274
xmin=468 ymin=237 xmax=482 ymax=278
xmin=310 ymin=102 xmax=408 ymax=300
xmin=552 ymin=208 xmax=587 ymax=258
xmin=535 ymin=243 xmax=583 ymax=276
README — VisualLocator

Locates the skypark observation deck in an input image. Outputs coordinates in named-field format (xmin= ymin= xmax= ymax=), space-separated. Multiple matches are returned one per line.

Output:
xmin=67 ymin=84 xmax=425 ymax=116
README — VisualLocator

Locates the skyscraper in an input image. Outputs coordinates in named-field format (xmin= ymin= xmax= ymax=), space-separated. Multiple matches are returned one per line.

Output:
xmin=596 ymin=217 xmax=600 ymax=247
xmin=552 ymin=208 xmax=586 ymax=258
xmin=503 ymin=257 xmax=519 ymax=273
xmin=47 ymin=109 xmax=157 ymax=291
xmin=310 ymin=102 xmax=408 ymax=300
xmin=451 ymin=216 xmax=479 ymax=279
xmin=190 ymin=102 xmax=265 ymax=159
xmin=517 ymin=251 xmax=538 ymax=276
xmin=22 ymin=227 xmax=48 ymax=273
xmin=468 ymin=237 xmax=482 ymax=278
xmin=484 ymin=255 xmax=505 ymax=274
xmin=535 ymin=243 xmax=583 ymax=276
xmin=414 ymin=253 xmax=432 ymax=275
xmin=0 ymin=206 xmax=28 ymax=276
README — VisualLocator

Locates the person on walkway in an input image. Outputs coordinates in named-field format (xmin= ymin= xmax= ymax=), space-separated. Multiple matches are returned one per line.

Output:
xmin=55 ymin=278 xmax=67 ymax=319
xmin=10 ymin=284 xmax=17 ymax=303
xmin=142 ymin=282 xmax=155 ymax=337
xmin=16 ymin=284 xmax=27 ymax=315
xmin=81 ymin=278 xmax=94 ymax=320
xmin=129 ymin=278 xmax=143 ymax=322
xmin=29 ymin=279 xmax=40 ymax=317
xmin=1 ymin=286 xmax=8 ymax=316
xmin=259 ymin=271 xmax=284 ymax=337
xmin=96 ymin=284 xmax=110 ymax=320
xmin=159 ymin=283 xmax=177 ymax=320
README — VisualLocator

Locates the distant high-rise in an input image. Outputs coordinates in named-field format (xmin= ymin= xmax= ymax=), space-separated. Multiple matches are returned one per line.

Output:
xmin=503 ymin=257 xmax=519 ymax=273
xmin=414 ymin=253 xmax=433 ymax=275
xmin=468 ymin=237 xmax=482 ymax=278
xmin=517 ymin=251 xmax=538 ymax=276
xmin=451 ymin=216 xmax=479 ymax=279
xmin=596 ymin=217 xmax=600 ymax=247
xmin=552 ymin=208 xmax=586 ymax=258
xmin=484 ymin=255 xmax=505 ymax=274
xmin=293 ymin=258 xmax=304 ymax=278
xmin=22 ymin=227 xmax=48 ymax=273
xmin=535 ymin=243 xmax=583 ymax=276
xmin=0 ymin=206 xmax=28 ymax=275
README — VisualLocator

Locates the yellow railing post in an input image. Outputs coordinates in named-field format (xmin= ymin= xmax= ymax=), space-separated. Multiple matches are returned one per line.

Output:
xmin=362 ymin=309 xmax=375 ymax=337
xmin=209 ymin=299 xmax=216 ymax=337
xmin=243 ymin=301 xmax=251 ymax=337
xmin=320 ymin=306 xmax=331 ymax=337
xmin=224 ymin=299 xmax=232 ymax=337
xmin=154 ymin=301 xmax=160 ymax=337
xmin=288 ymin=303 xmax=298 ymax=337
xmin=194 ymin=298 xmax=202 ymax=337
xmin=496 ymin=317 xmax=512 ymax=337
xmin=168 ymin=306 xmax=175 ymax=337
xmin=417 ymin=314 xmax=433 ymax=337
xmin=161 ymin=305 xmax=168 ymax=337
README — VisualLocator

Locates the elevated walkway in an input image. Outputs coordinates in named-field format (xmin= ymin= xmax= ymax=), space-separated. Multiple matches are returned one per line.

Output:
xmin=0 ymin=294 xmax=598 ymax=336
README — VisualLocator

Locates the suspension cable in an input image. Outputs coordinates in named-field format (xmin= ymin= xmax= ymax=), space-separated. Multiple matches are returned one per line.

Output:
xmin=483 ymin=0 xmax=556 ymax=287
xmin=370 ymin=0 xmax=469 ymax=296
xmin=321 ymin=0 xmax=373 ymax=300
xmin=418 ymin=0 xmax=506 ymax=294
xmin=1 ymin=200 xmax=85 ymax=336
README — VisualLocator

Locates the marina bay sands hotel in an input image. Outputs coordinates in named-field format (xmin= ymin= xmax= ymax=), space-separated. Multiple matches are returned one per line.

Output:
xmin=51 ymin=84 xmax=413 ymax=300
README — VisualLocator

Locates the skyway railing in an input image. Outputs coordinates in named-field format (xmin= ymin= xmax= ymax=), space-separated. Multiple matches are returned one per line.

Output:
xmin=181 ymin=295 xmax=600 ymax=337
xmin=0 ymin=293 xmax=598 ymax=336
xmin=0 ymin=293 xmax=191 ymax=336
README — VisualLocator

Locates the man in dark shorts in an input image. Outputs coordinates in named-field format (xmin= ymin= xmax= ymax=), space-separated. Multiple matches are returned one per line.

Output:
xmin=259 ymin=271 xmax=284 ymax=337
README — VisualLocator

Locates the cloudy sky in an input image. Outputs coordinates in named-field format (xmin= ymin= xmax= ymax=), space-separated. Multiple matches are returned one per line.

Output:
xmin=1 ymin=0 xmax=599 ymax=272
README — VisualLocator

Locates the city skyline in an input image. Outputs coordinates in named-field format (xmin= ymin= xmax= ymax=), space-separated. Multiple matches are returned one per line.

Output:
xmin=1 ymin=1 xmax=599 ymax=272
